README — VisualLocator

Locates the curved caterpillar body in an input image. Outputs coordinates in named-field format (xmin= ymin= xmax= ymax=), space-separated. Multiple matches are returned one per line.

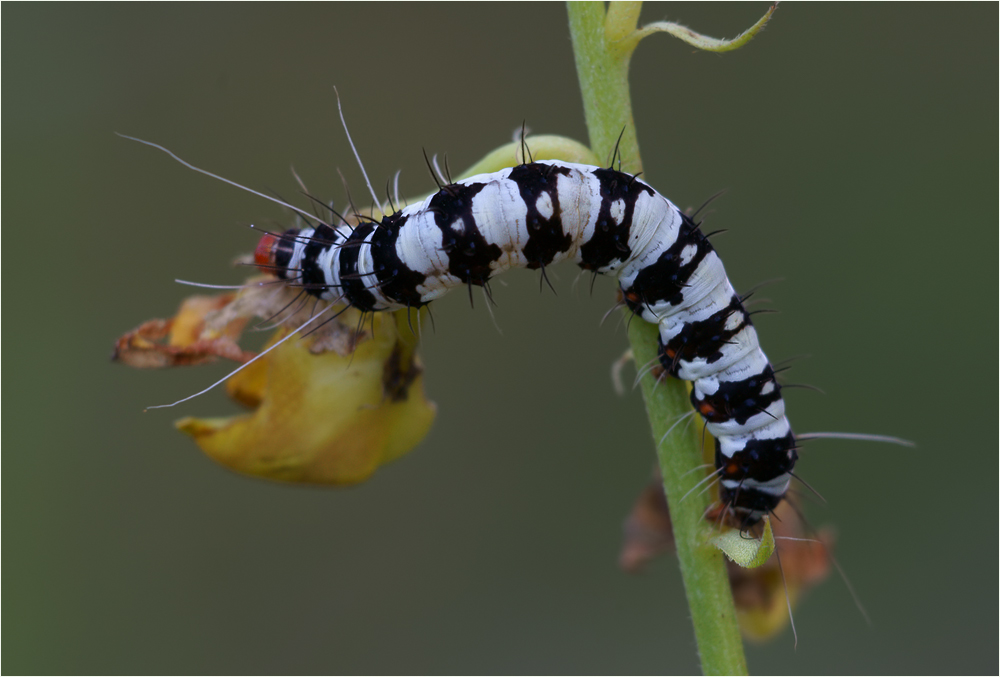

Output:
xmin=256 ymin=160 xmax=795 ymax=527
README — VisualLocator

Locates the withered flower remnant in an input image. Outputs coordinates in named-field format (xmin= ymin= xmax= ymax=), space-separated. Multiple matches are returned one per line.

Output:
xmin=114 ymin=280 xmax=436 ymax=484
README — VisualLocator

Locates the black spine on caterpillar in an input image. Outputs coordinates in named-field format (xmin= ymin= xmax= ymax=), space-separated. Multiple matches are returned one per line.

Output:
xmin=255 ymin=161 xmax=796 ymax=527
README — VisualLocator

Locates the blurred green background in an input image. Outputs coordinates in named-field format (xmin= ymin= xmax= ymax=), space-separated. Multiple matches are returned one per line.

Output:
xmin=4 ymin=4 xmax=996 ymax=674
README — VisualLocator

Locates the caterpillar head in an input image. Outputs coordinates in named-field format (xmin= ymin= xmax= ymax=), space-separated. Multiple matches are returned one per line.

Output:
xmin=253 ymin=232 xmax=279 ymax=271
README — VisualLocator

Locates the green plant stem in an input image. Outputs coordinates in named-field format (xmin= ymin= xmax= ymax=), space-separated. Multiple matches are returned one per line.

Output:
xmin=568 ymin=2 xmax=642 ymax=174
xmin=628 ymin=324 xmax=748 ymax=676
xmin=567 ymin=3 xmax=748 ymax=674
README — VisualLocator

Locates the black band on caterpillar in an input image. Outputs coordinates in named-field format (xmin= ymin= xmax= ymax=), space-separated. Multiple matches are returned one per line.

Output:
xmin=255 ymin=160 xmax=795 ymax=527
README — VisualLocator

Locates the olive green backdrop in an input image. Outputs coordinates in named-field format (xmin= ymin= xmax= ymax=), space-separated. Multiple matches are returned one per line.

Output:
xmin=4 ymin=4 xmax=996 ymax=674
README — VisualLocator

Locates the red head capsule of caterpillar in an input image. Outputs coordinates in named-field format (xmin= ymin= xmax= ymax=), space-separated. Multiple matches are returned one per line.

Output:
xmin=253 ymin=232 xmax=279 ymax=272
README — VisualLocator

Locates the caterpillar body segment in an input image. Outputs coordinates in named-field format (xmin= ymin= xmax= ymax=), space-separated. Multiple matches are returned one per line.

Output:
xmin=256 ymin=160 xmax=795 ymax=527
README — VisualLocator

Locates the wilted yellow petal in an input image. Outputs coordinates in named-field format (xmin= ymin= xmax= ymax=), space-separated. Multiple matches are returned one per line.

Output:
xmin=112 ymin=294 xmax=253 ymax=368
xmin=169 ymin=294 xmax=242 ymax=345
xmin=176 ymin=307 xmax=435 ymax=485
xmin=733 ymin=567 xmax=795 ymax=642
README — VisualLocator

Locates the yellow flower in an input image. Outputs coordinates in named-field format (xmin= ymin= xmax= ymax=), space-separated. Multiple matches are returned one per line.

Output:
xmin=114 ymin=283 xmax=436 ymax=485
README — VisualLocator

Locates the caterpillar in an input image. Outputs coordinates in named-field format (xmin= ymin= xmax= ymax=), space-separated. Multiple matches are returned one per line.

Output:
xmin=119 ymin=127 xmax=915 ymax=646
xmin=253 ymin=158 xmax=795 ymax=529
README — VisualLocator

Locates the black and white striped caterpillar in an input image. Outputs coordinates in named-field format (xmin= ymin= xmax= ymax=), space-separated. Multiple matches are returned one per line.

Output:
xmin=254 ymin=159 xmax=795 ymax=528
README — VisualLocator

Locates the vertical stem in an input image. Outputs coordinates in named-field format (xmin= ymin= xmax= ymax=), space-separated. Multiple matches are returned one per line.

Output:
xmin=567 ymin=2 xmax=641 ymax=174
xmin=629 ymin=324 xmax=749 ymax=676
xmin=567 ymin=3 xmax=748 ymax=674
